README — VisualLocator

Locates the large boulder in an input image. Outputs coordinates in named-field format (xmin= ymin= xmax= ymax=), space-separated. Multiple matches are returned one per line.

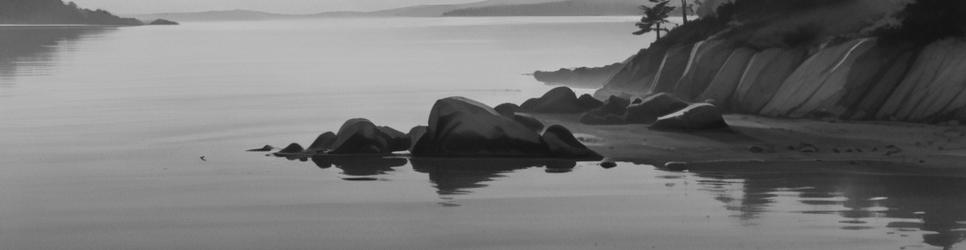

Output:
xmin=542 ymin=125 xmax=603 ymax=160
xmin=329 ymin=119 xmax=395 ymax=155
xmin=624 ymin=93 xmax=690 ymax=124
xmin=577 ymin=94 xmax=604 ymax=110
xmin=274 ymin=143 xmax=305 ymax=156
xmin=513 ymin=113 xmax=545 ymax=133
xmin=494 ymin=103 xmax=522 ymax=117
xmin=412 ymin=97 xmax=549 ymax=157
xmin=407 ymin=126 xmax=428 ymax=150
xmin=651 ymin=103 xmax=729 ymax=130
xmin=378 ymin=126 xmax=411 ymax=152
xmin=520 ymin=87 xmax=591 ymax=114
xmin=580 ymin=96 xmax=631 ymax=125
xmin=307 ymin=132 xmax=338 ymax=153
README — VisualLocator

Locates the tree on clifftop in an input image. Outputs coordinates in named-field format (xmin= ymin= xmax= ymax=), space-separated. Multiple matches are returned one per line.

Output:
xmin=633 ymin=0 xmax=675 ymax=40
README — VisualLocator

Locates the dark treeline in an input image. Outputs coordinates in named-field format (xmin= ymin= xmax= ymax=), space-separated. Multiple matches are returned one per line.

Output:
xmin=0 ymin=0 xmax=142 ymax=25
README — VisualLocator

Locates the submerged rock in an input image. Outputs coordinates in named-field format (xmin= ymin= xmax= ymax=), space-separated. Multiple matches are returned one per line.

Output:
xmin=520 ymin=87 xmax=592 ymax=114
xmin=651 ymin=103 xmax=728 ymax=130
xmin=513 ymin=113 xmax=545 ymax=133
xmin=412 ymin=97 xmax=549 ymax=157
xmin=542 ymin=125 xmax=603 ymax=160
xmin=624 ymin=93 xmax=690 ymax=124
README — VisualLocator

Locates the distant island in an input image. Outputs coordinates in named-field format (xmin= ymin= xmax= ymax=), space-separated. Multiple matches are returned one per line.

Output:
xmin=0 ymin=0 xmax=176 ymax=26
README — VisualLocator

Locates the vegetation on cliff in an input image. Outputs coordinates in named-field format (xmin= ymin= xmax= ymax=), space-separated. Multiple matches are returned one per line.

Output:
xmin=0 ymin=0 xmax=141 ymax=25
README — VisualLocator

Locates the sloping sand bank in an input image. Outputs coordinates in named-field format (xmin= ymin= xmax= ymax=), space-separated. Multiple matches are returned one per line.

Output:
xmin=534 ymin=114 xmax=966 ymax=176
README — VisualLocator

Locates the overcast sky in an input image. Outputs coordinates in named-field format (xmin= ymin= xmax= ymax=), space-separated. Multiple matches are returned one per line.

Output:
xmin=70 ymin=0 xmax=481 ymax=14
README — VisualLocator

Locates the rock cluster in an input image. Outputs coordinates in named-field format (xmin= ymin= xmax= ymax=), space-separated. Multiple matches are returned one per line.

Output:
xmin=259 ymin=95 xmax=602 ymax=160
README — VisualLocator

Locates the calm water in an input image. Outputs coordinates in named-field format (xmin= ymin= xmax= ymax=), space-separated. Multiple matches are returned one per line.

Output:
xmin=1 ymin=18 xmax=964 ymax=250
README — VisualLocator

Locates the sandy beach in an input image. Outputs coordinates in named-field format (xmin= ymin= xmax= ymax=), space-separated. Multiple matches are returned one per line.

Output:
xmin=536 ymin=113 xmax=966 ymax=175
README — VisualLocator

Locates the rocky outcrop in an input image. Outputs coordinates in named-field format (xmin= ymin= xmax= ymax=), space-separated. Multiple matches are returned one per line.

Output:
xmin=408 ymin=126 xmax=428 ymax=150
xmin=625 ymin=93 xmax=690 ymax=124
xmin=494 ymin=103 xmax=521 ymax=117
xmin=674 ymin=40 xmax=736 ymax=100
xmin=697 ymin=47 xmax=757 ymax=107
xmin=274 ymin=143 xmax=305 ymax=156
xmin=533 ymin=63 xmax=623 ymax=89
xmin=651 ymin=103 xmax=728 ymax=130
xmin=580 ymin=96 xmax=631 ymax=125
xmin=650 ymin=44 xmax=696 ymax=93
xmin=596 ymin=36 xmax=966 ymax=123
xmin=513 ymin=113 xmax=545 ymax=133
xmin=307 ymin=132 xmax=338 ymax=153
xmin=328 ymin=119 xmax=401 ymax=155
xmin=878 ymin=39 xmax=966 ymax=122
xmin=412 ymin=97 xmax=601 ymax=158
xmin=412 ymin=97 xmax=550 ymax=157
xmin=521 ymin=87 xmax=595 ymax=114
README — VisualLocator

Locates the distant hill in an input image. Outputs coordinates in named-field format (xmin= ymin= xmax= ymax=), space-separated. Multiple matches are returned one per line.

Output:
xmin=0 ymin=0 xmax=142 ymax=25
xmin=444 ymin=0 xmax=697 ymax=17
xmin=133 ymin=0 xmax=567 ymax=22
xmin=132 ymin=10 xmax=297 ymax=22
xmin=443 ymin=0 xmax=642 ymax=16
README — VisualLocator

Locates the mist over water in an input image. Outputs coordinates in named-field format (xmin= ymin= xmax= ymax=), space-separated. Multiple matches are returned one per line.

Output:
xmin=1 ymin=18 xmax=964 ymax=250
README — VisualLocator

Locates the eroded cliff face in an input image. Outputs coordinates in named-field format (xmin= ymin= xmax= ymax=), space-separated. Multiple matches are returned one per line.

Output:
xmin=596 ymin=37 xmax=966 ymax=123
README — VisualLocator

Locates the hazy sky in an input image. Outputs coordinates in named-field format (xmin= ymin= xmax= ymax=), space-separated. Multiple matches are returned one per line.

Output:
xmin=70 ymin=0 xmax=481 ymax=14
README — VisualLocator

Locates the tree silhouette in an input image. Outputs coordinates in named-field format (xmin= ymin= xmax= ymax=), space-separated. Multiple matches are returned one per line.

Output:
xmin=633 ymin=0 xmax=675 ymax=40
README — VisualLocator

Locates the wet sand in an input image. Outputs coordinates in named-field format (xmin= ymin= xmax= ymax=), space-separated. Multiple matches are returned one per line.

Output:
xmin=535 ymin=114 xmax=966 ymax=175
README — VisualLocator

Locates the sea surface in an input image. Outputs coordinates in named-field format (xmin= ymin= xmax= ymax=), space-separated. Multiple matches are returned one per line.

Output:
xmin=1 ymin=17 xmax=964 ymax=250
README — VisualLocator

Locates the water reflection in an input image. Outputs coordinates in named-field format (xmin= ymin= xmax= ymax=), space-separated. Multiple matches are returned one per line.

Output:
xmin=689 ymin=166 xmax=966 ymax=249
xmin=0 ymin=26 xmax=112 ymax=85
xmin=287 ymin=156 xmax=966 ymax=248
xmin=411 ymin=158 xmax=576 ymax=195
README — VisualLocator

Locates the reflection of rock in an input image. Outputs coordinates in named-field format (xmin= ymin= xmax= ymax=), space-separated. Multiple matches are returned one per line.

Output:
xmin=411 ymin=158 xmax=576 ymax=195
xmin=625 ymin=93 xmax=690 ymax=124
xmin=651 ymin=103 xmax=728 ymax=130
xmin=329 ymin=118 xmax=404 ymax=155
xmin=689 ymin=165 xmax=966 ymax=249
xmin=520 ymin=87 xmax=594 ymax=114
xmin=542 ymin=125 xmax=603 ymax=160
xmin=311 ymin=156 xmax=408 ymax=176
xmin=412 ymin=97 xmax=549 ymax=157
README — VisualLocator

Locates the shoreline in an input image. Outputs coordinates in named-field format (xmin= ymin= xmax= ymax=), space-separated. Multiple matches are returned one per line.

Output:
xmin=532 ymin=113 xmax=966 ymax=176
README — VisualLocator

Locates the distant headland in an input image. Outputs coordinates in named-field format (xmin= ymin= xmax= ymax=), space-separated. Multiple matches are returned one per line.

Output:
xmin=0 ymin=0 xmax=176 ymax=26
